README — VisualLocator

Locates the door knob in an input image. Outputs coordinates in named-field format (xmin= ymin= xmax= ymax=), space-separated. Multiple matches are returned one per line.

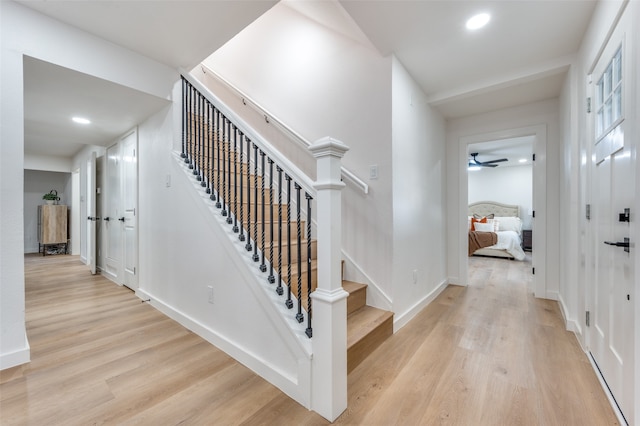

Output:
xmin=119 ymin=217 xmax=125 ymax=222
xmin=604 ymin=237 xmax=630 ymax=253
xmin=104 ymin=217 xmax=110 ymax=221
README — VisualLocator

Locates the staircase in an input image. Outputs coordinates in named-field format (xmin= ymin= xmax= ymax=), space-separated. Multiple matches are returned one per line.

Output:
xmin=181 ymin=75 xmax=393 ymax=373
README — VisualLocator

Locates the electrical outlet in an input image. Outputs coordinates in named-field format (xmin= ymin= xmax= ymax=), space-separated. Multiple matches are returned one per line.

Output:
xmin=369 ymin=165 xmax=379 ymax=180
xmin=208 ymin=286 xmax=214 ymax=304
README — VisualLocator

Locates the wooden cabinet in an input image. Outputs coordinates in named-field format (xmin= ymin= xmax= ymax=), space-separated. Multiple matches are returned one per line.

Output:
xmin=38 ymin=205 xmax=68 ymax=255
xmin=522 ymin=229 xmax=532 ymax=251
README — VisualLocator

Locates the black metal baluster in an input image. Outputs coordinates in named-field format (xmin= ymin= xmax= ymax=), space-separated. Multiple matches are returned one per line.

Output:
xmin=267 ymin=158 xmax=275 ymax=283
xmin=225 ymin=118 xmax=232 ymax=222
xmin=295 ymin=183 xmax=303 ymax=323
xmin=210 ymin=105 xmax=217 ymax=201
xmin=285 ymin=174 xmax=293 ymax=309
xmin=253 ymin=144 xmax=260 ymax=262
xmin=181 ymin=78 xmax=186 ymax=159
xmin=276 ymin=166 xmax=283 ymax=296
xmin=186 ymin=83 xmax=193 ymax=166
xmin=238 ymin=132 xmax=245 ymax=241
xmin=245 ymin=138 xmax=253 ymax=252
xmin=199 ymin=95 xmax=205 ymax=185
xmin=232 ymin=126 xmax=239 ymax=232
xmin=259 ymin=150 xmax=267 ymax=272
xmin=305 ymin=193 xmax=313 ymax=338
xmin=221 ymin=116 xmax=228 ymax=217
xmin=193 ymin=92 xmax=199 ymax=175
xmin=215 ymin=109 xmax=222 ymax=208
xmin=206 ymin=100 xmax=212 ymax=195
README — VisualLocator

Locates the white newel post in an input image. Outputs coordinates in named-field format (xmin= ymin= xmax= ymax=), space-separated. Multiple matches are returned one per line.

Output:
xmin=309 ymin=137 xmax=350 ymax=422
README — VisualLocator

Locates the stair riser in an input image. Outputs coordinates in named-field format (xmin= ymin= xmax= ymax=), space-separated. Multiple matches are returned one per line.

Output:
xmin=347 ymin=314 xmax=393 ymax=373
xmin=346 ymin=287 xmax=367 ymax=314
xmin=218 ymin=204 xmax=288 ymax=221
xmin=240 ymin=221 xmax=306 ymax=241
xmin=264 ymin=240 xmax=317 ymax=264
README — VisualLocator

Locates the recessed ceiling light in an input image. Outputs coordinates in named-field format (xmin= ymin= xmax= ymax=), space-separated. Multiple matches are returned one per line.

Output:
xmin=466 ymin=13 xmax=490 ymax=30
xmin=519 ymin=158 xmax=527 ymax=163
xmin=72 ymin=116 xmax=91 ymax=125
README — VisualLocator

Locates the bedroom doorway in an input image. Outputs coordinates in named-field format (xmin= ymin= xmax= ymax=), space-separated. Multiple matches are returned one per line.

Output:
xmin=467 ymin=137 xmax=533 ymax=288
xmin=459 ymin=125 xmax=547 ymax=298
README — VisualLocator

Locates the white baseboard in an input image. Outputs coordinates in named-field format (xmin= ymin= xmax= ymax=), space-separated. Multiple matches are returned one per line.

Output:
xmin=0 ymin=339 xmax=30 ymax=370
xmin=587 ymin=352 xmax=629 ymax=426
xmin=393 ymin=278 xmax=448 ymax=332
xmin=136 ymin=287 xmax=311 ymax=410
xmin=340 ymin=250 xmax=392 ymax=311
xmin=545 ymin=290 xmax=559 ymax=301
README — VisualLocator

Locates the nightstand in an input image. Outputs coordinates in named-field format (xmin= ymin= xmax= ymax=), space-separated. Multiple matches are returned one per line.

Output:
xmin=522 ymin=229 xmax=532 ymax=251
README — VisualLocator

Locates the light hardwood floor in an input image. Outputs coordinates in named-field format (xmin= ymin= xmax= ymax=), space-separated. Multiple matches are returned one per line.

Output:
xmin=0 ymin=254 xmax=617 ymax=425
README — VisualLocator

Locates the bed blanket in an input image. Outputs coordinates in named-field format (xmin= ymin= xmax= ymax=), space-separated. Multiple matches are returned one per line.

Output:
xmin=485 ymin=230 xmax=526 ymax=260
xmin=468 ymin=231 xmax=498 ymax=256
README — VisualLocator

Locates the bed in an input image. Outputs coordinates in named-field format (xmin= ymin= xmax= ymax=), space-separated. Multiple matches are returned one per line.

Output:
xmin=468 ymin=201 xmax=526 ymax=261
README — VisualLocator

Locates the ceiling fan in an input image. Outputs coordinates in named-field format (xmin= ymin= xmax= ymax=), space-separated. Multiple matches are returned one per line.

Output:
xmin=468 ymin=152 xmax=508 ymax=168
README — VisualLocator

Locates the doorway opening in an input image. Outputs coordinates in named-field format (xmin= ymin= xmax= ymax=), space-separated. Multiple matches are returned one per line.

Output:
xmin=466 ymin=137 xmax=533 ymax=289
xmin=458 ymin=124 xmax=547 ymax=298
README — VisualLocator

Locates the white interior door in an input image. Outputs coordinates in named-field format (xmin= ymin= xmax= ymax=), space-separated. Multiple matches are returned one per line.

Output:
xmin=87 ymin=152 xmax=97 ymax=275
xmin=121 ymin=131 xmax=138 ymax=290
xmin=105 ymin=143 xmax=122 ymax=281
xmin=588 ymin=30 xmax=635 ymax=425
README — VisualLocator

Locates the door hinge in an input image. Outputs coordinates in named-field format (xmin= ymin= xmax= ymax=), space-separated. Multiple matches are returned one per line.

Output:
xmin=532 ymin=267 xmax=535 ymax=275
xmin=586 ymin=204 xmax=591 ymax=220
xmin=586 ymin=97 xmax=592 ymax=113
xmin=134 ymin=267 xmax=136 ymax=275
xmin=532 ymin=210 xmax=535 ymax=218
xmin=586 ymin=310 xmax=590 ymax=326
xmin=532 ymin=153 xmax=536 ymax=162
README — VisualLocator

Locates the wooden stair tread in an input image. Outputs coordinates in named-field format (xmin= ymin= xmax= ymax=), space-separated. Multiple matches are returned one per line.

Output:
xmin=342 ymin=280 xmax=367 ymax=294
xmin=347 ymin=305 xmax=393 ymax=348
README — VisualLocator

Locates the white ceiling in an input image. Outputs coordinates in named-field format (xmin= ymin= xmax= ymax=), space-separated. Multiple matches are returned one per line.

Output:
xmin=16 ymin=0 xmax=596 ymax=160
xmin=23 ymin=56 xmax=171 ymax=157
xmin=340 ymin=0 xmax=596 ymax=118
xmin=469 ymin=136 xmax=534 ymax=168
xmin=17 ymin=0 xmax=278 ymax=161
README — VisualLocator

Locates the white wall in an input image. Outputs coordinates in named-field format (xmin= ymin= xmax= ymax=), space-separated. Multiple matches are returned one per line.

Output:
xmin=391 ymin=57 xmax=448 ymax=328
xmin=0 ymin=0 xmax=176 ymax=369
xmin=446 ymin=99 xmax=561 ymax=298
xmin=201 ymin=1 xmax=394 ymax=298
xmin=23 ymin=170 xmax=71 ymax=253
xmin=468 ymin=165 xmax=533 ymax=229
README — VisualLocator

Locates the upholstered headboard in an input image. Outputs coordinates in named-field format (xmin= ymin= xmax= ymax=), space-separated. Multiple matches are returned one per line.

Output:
xmin=468 ymin=201 xmax=520 ymax=218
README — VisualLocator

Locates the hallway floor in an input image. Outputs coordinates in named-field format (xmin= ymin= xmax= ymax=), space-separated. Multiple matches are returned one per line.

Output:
xmin=0 ymin=254 xmax=618 ymax=425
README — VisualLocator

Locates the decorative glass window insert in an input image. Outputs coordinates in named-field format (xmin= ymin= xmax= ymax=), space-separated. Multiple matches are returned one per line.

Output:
xmin=596 ymin=46 xmax=623 ymax=140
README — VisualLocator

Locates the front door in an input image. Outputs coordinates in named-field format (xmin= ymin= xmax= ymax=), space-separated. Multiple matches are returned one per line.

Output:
xmin=588 ymin=20 xmax=635 ymax=425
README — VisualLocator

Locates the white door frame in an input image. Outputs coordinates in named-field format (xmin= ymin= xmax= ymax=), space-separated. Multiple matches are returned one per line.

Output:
xmin=458 ymin=124 xmax=547 ymax=298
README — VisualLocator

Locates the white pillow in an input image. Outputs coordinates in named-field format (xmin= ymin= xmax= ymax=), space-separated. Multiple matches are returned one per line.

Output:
xmin=495 ymin=216 xmax=522 ymax=233
xmin=486 ymin=218 xmax=499 ymax=232
xmin=474 ymin=222 xmax=495 ymax=232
